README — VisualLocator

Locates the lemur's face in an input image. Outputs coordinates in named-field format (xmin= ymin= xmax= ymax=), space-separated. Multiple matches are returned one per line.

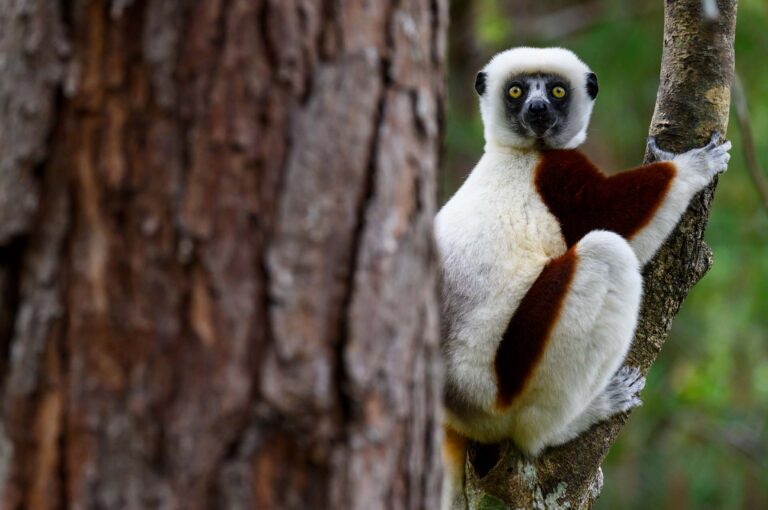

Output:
xmin=503 ymin=73 xmax=572 ymax=142
xmin=476 ymin=47 xmax=599 ymax=150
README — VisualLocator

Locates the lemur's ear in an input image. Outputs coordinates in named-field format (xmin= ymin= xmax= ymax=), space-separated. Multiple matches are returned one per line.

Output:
xmin=475 ymin=71 xmax=487 ymax=96
xmin=586 ymin=72 xmax=599 ymax=99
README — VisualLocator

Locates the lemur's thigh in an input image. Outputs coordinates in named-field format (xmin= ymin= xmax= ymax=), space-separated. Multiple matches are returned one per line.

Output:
xmin=556 ymin=231 xmax=643 ymax=388
xmin=506 ymin=230 xmax=642 ymax=453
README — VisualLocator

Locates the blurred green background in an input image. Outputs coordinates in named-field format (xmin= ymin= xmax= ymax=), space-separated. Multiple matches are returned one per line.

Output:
xmin=444 ymin=0 xmax=768 ymax=508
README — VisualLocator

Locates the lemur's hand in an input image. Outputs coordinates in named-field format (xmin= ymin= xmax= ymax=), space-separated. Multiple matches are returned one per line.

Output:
xmin=648 ymin=132 xmax=731 ymax=183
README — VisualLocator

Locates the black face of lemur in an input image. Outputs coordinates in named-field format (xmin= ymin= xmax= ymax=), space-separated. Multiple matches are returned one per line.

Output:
xmin=503 ymin=73 xmax=572 ymax=140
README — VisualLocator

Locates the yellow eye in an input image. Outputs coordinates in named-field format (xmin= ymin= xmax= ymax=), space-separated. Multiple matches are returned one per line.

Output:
xmin=508 ymin=86 xmax=523 ymax=99
xmin=552 ymin=86 xmax=567 ymax=99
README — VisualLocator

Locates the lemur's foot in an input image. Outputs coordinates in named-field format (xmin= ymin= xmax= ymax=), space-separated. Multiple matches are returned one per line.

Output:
xmin=605 ymin=365 xmax=646 ymax=414
xmin=647 ymin=131 xmax=732 ymax=179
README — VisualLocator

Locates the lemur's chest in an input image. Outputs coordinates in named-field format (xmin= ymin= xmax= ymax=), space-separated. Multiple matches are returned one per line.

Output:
xmin=449 ymin=151 xmax=565 ymax=258
xmin=496 ymin=178 xmax=565 ymax=261
xmin=436 ymin=151 xmax=567 ymax=298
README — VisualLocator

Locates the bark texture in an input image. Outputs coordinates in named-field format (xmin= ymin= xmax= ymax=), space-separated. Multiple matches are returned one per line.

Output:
xmin=0 ymin=1 xmax=447 ymax=509
xmin=464 ymin=1 xmax=738 ymax=508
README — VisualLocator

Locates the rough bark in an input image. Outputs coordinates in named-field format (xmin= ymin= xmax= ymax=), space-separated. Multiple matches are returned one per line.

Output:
xmin=464 ymin=1 xmax=738 ymax=508
xmin=0 ymin=1 xmax=447 ymax=509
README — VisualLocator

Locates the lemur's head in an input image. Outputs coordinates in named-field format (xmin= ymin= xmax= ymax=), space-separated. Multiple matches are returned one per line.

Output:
xmin=476 ymin=47 xmax=598 ymax=150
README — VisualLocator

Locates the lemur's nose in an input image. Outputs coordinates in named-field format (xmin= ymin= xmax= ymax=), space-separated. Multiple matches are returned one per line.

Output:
xmin=529 ymin=99 xmax=549 ymax=113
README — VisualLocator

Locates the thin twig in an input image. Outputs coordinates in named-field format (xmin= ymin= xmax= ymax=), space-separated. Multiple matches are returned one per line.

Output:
xmin=732 ymin=74 xmax=768 ymax=215
xmin=508 ymin=1 xmax=660 ymax=41
xmin=683 ymin=415 xmax=768 ymax=470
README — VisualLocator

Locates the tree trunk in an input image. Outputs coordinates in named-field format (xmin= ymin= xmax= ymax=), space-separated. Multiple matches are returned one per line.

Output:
xmin=0 ymin=1 xmax=447 ymax=509
xmin=464 ymin=1 xmax=738 ymax=508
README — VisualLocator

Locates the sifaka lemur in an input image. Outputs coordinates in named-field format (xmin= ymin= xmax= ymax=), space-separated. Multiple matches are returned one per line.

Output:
xmin=435 ymin=47 xmax=731 ymax=509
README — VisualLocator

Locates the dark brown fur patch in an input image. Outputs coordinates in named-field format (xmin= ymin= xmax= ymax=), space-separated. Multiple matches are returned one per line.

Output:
xmin=534 ymin=150 xmax=676 ymax=247
xmin=494 ymin=248 xmax=578 ymax=408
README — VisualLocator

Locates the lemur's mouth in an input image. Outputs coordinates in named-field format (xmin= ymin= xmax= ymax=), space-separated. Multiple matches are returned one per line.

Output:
xmin=524 ymin=118 xmax=558 ymax=138
xmin=521 ymin=97 xmax=558 ymax=137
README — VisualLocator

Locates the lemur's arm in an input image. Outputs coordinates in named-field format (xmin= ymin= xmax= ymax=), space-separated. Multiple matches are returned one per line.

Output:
xmin=535 ymin=133 xmax=730 ymax=264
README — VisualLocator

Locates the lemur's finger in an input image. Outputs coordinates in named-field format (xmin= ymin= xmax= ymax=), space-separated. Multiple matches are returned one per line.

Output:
xmin=707 ymin=131 xmax=721 ymax=148
xmin=647 ymin=137 xmax=674 ymax=161
xmin=630 ymin=374 xmax=646 ymax=393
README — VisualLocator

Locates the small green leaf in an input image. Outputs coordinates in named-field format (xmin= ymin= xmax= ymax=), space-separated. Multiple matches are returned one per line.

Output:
xmin=475 ymin=494 xmax=509 ymax=510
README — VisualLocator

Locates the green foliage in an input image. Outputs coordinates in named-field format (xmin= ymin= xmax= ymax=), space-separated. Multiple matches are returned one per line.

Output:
xmin=475 ymin=494 xmax=509 ymax=510
xmin=445 ymin=1 xmax=768 ymax=507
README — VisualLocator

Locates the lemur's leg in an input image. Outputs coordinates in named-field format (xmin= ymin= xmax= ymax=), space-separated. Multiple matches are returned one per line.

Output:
xmin=545 ymin=365 xmax=646 ymax=447
xmin=500 ymin=230 xmax=643 ymax=456
xmin=441 ymin=426 xmax=468 ymax=510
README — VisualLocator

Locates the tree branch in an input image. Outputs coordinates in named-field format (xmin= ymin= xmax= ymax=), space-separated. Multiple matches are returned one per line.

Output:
xmin=464 ymin=1 xmax=738 ymax=508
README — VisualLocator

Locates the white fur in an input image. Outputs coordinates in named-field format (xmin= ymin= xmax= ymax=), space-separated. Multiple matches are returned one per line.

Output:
xmin=437 ymin=156 xmax=642 ymax=450
xmin=553 ymin=365 xmax=646 ymax=446
xmin=480 ymin=47 xmax=595 ymax=150
xmin=437 ymin=150 xmax=644 ymax=510
xmin=510 ymin=231 xmax=642 ymax=454
xmin=437 ymin=149 xmax=565 ymax=415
